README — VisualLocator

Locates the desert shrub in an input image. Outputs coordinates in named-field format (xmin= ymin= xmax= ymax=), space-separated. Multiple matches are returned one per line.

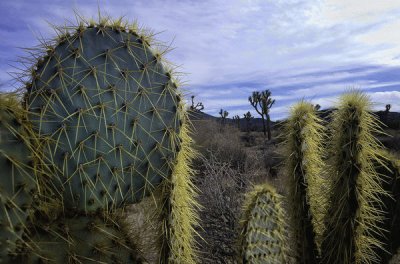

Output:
xmin=196 ymin=152 xmax=248 ymax=263
xmin=240 ymin=133 xmax=256 ymax=147
xmin=380 ymin=130 xmax=400 ymax=153
xmin=191 ymin=119 xmax=250 ymax=172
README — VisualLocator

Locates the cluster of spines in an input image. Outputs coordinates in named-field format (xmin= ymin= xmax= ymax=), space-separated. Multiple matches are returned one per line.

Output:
xmin=374 ymin=151 xmax=400 ymax=263
xmin=0 ymin=93 xmax=40 ymax=261
xmin=239 ymin=184 xmax=288 ymax=264
xmin=13 ymin=212 xmax=144 ymax=263
xmin=321 ymin=92 xmax=387 ymax=264
xmin=158 ymin=114 xmax=200 ymax=264
xmin=282 ymin=100 xmax=325 ymax=263
xmin=0 ymin=12 xmax=198 ymax=264
xmin=23 ymin=13 xmax=183 ymax=213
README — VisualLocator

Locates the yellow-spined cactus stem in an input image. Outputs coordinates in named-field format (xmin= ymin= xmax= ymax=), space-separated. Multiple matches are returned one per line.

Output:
xmin=284 ymin=101 xmax=327 ymax=261
xmin=159 ymin=111 xmax=200 ymax=264
xmin=322 ymin=91 xmax=388 ymax=264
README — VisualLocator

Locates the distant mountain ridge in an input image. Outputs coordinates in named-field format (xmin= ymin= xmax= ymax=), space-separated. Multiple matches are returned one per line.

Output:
xmin=188 ymin=109 xmax=400 ymax=130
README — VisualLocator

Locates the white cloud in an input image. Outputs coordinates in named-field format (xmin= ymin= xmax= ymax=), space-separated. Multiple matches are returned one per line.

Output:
xmin=0 ymin=0 xmax=399 ymax=119
xmin=305 ymin=91 xmax=400 ymax=112
xmin=367 ymin=91 xmax=400 ymax=112
xmin=274 ymin=81 xmax=400 ymax=101
xmin=308 ymin=0 xmax=400 ymax=26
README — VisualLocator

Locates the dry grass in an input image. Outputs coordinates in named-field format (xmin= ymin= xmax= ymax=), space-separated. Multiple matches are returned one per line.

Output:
xmin=123 ymin=197 xmax=161 ymax=264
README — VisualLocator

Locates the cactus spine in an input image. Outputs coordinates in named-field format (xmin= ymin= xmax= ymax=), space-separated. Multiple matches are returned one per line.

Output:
xmin=321 ymin=92 xmax=387 ymax=264
xmin=159 ymin=117 xmax=199 ymax=264
xmin=0 ymin=13 xmax=200 ymax=263
xmin=24 ymin=16 xmax=182 ymax=213
xmin=239 ymin=184 xmax=288 ymax=263
xmin=14 ymin=212 xmax=144 ymax=263
xmin=0 ymin=93 xmax=38 ymax=261
xmin=283 ymin=101 xmax=325 ymax=263
xmin=373 ymin=151 xmax=400 ymax=263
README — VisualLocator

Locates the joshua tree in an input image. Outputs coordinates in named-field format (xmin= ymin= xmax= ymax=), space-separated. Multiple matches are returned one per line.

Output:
xmin=219 ymin=109 xmax=229 ymax=126
xmin=249 ymin=90 xmax=275 ymax=140
xmin=189 ymin=95 xmax=204 ymax=112
xmin=383 ymin=104 xmax=392 ymax=126
xmin=233 ymin=115 xmax=241 ymax=129
xmin=243 ymin=111 xmax=253 ymax=132
xmin=314 ymin=104 xmax=321 ymax=111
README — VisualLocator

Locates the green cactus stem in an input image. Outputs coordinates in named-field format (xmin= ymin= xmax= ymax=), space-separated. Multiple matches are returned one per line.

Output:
xmin=321 ymin=91 xmax=388 ymax=264
xmin=283 ymin=100 xmax=325 ymax=263
xmin=158 ymin=118 xmax=200 ymax=264
xmin=374 ymin=151 xmax=400 ymax=263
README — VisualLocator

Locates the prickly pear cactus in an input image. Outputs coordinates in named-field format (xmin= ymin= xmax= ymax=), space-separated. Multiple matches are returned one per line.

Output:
xmin=12 ymin=212 xmax=145 ymax=263
xmin=321 ymin=92 xmax=387 ymax=264
xmin=24 ymin=18 xmax=183 ymax=212
xmin=0 ymin=93 xmax=38 ymax=261
xmin=239 ymin=184 xmax=288 ymax=264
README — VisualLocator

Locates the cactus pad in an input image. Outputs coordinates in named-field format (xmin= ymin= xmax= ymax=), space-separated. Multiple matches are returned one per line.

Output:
xmin=0 ymin=93 xmax=38 ymax=261
xmin=239 ymin=184 xmax=288 ymax=264
xmin=24 ymin=18 xmax=183 ymax=212
xmin=12 ymin=212 xmax=144 ymax=263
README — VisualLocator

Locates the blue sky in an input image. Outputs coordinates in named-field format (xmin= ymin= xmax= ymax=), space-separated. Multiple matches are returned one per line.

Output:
xmin=1 ymin=0 xmax=400 ymax=120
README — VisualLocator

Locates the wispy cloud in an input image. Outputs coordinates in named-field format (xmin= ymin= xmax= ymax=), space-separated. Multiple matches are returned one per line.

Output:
xmin=0 ymin=0 xmax=399 ymax=119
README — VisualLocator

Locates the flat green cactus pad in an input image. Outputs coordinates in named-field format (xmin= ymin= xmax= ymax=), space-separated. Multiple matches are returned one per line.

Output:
xmin=25 ymin=19 xmax=182 ymax=212
xmin=12 ymin=212 xmax=145 ymax=263
xmin=0 ymin=94 xmax=38 ymax=261
xmin=240 ymin=184 xmax=287 ymax=264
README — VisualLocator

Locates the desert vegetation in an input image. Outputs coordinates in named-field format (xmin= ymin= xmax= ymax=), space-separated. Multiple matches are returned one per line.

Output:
xmin=0 ymin=11 xmax=399 ymax=264
xmin=190 ymin=95 xmax=400 ymax=264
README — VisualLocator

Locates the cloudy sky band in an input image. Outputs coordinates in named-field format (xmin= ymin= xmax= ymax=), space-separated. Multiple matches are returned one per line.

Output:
xmin=1 ymin=0 xmax=399 ymax=119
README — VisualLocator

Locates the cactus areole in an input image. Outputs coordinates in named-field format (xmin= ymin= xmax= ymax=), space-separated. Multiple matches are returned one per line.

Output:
xmin=240 ymin=184 xmax=288 ymax=264
xmin=25 ymin=21 xmax=182 ymax=212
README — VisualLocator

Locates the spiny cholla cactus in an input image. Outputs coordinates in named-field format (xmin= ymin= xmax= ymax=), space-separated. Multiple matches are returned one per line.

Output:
xmin=283 ymin=101 xmax=325 ymax=263
xmin=374 ymin=151 xmax=400 ymax=263
xmin=23 ymin=15 xmax=183 ymax=213
xmin=159 ymin=120 xmax=199 ymax=264
xmin=239 ymin=184 xmax=288 ymax=264
xmin=321 ymin=92 xmax=387 ymax=264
